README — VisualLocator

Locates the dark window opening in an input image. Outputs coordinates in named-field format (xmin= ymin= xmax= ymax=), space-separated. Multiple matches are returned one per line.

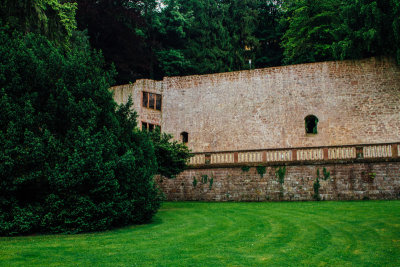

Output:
xmin=142 ymin=121 xmax=160 ymax=132
xmin=149 ymin=93 xmax=155 ymax=109
xmin=142 ymin=92 xmax=148 ymax=107
xmin=156 ymin=95 xmax=162 ymax=110
xmin=149 ymin=123 xmax=154 ymax=131
xmin=305 ymin=115 xmax=318 ymax=134
xmin=142 ymin=91 xmax=162 ymax=111
xmin=181 ymin=132 xmax=188 ymax=143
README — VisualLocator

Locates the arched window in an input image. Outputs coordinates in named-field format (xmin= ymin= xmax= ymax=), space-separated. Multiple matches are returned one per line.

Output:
xmin=180 ymin=132 xmax=188 ymax=143
xmin=305 ymin=115 xmax=318 ymax=134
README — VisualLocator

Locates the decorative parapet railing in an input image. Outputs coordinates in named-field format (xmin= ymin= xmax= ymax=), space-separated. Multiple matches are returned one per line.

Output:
xmin=363 ymin=144 xmax=392 ymax=158
xmin=297 ymin=149 xmax=324 ymax=161
xmin=328 ymin=147 xmax=356 ymax=160
xmin=188 ymin=142 xmax=399 ymax=167
xmin=266 ymin=150 xmax=292 ymax=162
xmin=189 ymin=154 xmax=206 ymax=165
xmin=211 ymin=153 xmax=235 ymax=164
xmin=238 ymin=151 xmax=263 ymax=163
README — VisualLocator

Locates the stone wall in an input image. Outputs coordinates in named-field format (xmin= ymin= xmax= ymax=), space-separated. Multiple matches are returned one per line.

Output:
xmin=156 ymin=161 xmax=400 ymax=201
xmin=112 ymin=57 xmax=400 ymax=153
xmin=112 ymin=58 xmax=400 ymax=201
xmin=113 ymin=80 xmax=163 ymax=128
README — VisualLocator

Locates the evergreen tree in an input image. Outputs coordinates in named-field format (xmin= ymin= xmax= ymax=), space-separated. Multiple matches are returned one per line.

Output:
xmin=0 ymin=0 xmax=77 ymax=45
xmin=75 ymin=0 xmax=154 ymax=84
xmin=332 ymin=0 xmax=400 ymax=63
xmin=224 ymin=0 xmax=260 ymax=70
xmin=281 ymin=0 xmax=341 ymax=65
xmin=0 ymin=29 xmax=162 ymax=235
xmin=149 ymin=127 xmax=191 ymax=179
xmin=254 ymin=0 xmax=284 ymax=68
xmin=155 ymin=0 xmax=193 ymax=76
xmin=178 ymin=0 xmax=232 ymax=74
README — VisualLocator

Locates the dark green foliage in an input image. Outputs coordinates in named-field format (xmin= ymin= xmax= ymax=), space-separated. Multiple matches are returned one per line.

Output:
xmin=281 ymin=0 xmax=400 ymax=65
xmin=174 ymin=0 xmax=284 ymax=75
xmin=155 ymin=0 xmax=193 ymax=76
xmin=192 ymin=177 xmax=198 ymax=187
xmin=0 ymin=0 xmax=77 ymax=45
xmin=0 ymin=29 xmax=162 ymax=235
xmin=148 ymin=127 xmax=192 ymax=179
xmin=241 ymin=166 xmax=251 ymax=172
xmin=209 ymin=177 xmax=214 ymax=189
xmin=313 ymin=178 xmax=321 ymax=201
xmin=256 ymin=166 xmax=267 ymax=178
xmin=201 ymin=175 xmax=208 ymax=184
xmin=332 ymin=0 xmax=400 ymax=63
xmin=276 ymin=166 xmax=286 ymax=184
xmin=281 ymin=0 xmax=341 ymax=65
xmin=75 ymin=0 xmax=286 ymax=81
xmin=323 ymin=167 xmax=330 ymax=180
xmin=75 ymin=0 xmax=156 ymax=83
xmin=174 ymin=0 xmax=233 ymax=75
xmin=254 ymin=0 xmax=284 ymax=68
xmin=73 ymin=0 xmax=399 ymax=82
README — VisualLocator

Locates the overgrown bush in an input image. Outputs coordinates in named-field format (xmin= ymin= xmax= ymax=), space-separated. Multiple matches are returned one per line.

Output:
xmin=241 ymin=166 xmax=251 ymax=172
xmin=0 ymin=29 xmax=164 ymax=235
xmin=148 ymin=127 xmax=191 ymax=179
xmin=256 ymin=166 xmax=267 ymax=178
xmin=313 ymin=178 xmax=321 ymax=201
xmin=275 ymin=166 xmax=286 ymax=184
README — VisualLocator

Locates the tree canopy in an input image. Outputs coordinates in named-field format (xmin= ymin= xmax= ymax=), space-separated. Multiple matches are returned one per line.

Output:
xmin=72 ymin=0 xmax=400 ymax=84
xmin=0 ymin=0 xmax=191 ymax=236
xmin=0 ymin=28 xmax=163 ymax=235
xmin=0 ymin=0 xmax=77 ymax=45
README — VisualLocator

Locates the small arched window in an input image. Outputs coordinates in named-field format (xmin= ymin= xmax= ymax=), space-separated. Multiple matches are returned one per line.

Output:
xmin=180 ymin=132 xmax=188 ymax=143
xmin=305 ymin=115 xmax=318 ymax=134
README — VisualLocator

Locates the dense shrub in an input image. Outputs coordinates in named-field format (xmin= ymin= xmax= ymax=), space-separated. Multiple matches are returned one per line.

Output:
xmin=148 ymin=127 xmax=192 ymax=179
xmin=0 ymin=29 xmax=163 ymax=235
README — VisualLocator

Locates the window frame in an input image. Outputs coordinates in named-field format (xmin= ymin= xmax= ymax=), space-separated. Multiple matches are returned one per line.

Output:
xmin=141 ymin=121 xmax=161 ymax=132
xmin=180 ymin=132 xmax=189 ymax=144
xmin=305 ymin=115 xmax=319 ymax=134
xmin=142 ymin=91 xmax=162 ymax=111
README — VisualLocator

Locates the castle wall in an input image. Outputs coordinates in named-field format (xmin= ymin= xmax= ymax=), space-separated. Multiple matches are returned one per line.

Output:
xmin=112 ymin=57 xmax=400 ymax=202
xmin=112 ymin=57 xmax=400 ymax=153
xmin=113 ymin=80 xmax=164 ymax=128
xmin=156 ymin=162 xmax=400 ymax=201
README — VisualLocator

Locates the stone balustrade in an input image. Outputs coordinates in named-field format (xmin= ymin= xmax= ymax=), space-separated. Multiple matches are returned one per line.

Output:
xmin=266 ymin=150 xmax=292 ymax=162
xmin=189 ymin=154 xmax=206 ymax=165
xmin=188 ymin=142 xmax=399 ymax=167
xmin=363 ymin=145 xmax=392 ymax=158
xmin=211 ymin=153 xmax=235 ymax=164
xmin=328 ymin=147 xmax=356 ymax=160
xmin=296 ymin=148 xmax=324 ymax=161
xmin=238 ymin=152 xmax=263 ymax=163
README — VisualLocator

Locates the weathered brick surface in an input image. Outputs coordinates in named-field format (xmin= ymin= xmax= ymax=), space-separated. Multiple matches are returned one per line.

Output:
xmin=156 ymin=163 xmax=400 ymax=201
xmin=112 ymin=57 xmax=400 ymax=153
xmin=113 ymin=58 xmax=400 ymax=201
xmin=113 ymin=80 xmax=163 ymax=127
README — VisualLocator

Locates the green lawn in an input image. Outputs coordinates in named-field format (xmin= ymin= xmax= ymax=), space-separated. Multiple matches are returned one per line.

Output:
xmin=1 ymin=201 xmax=399 ymax=266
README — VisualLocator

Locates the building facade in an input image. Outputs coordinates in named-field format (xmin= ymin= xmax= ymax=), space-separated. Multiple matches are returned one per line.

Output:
xmin=112 ymin=57 xmax=400 ymax=201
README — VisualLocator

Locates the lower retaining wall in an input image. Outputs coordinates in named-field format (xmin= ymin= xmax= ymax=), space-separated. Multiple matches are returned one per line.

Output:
xmin=156 ymin=162 xmax=400 ymax=201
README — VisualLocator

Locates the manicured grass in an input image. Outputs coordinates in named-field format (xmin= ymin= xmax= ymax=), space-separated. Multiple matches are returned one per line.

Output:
xmin=1 ymin=201 xmax=400 ymax=266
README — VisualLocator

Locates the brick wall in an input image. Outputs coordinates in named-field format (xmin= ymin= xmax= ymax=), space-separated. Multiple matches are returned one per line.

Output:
xmin=156 ymin=162 xmax=400 ymax=201
xmin=112 ymin=58 xmax=400 ymax=202
xmin=112 ymin=57 xmax=400 ymax=153
xmin=113 ymin=80 xmax=163 ymax=128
